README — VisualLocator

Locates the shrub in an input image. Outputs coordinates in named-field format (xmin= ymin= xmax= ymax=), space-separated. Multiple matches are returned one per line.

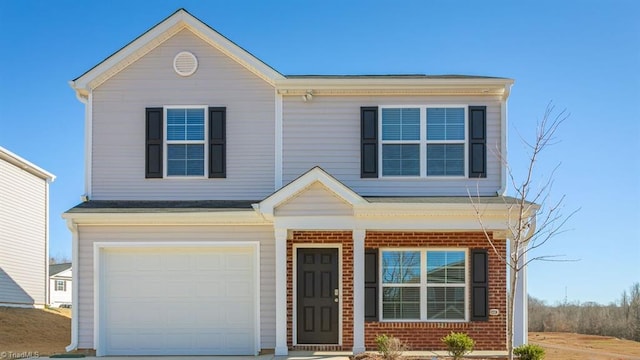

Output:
xmin=514 ymin=344 xmax=545 ymax=360
xmin=375 ymin=334 xmax=407 ymax=360
xmin=441 ymin=332 xmax=475 ymax=360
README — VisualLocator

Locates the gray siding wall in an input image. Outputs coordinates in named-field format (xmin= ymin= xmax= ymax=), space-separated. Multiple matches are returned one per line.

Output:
xmin=91 ymin=29 xmax=275 ymax=200
xmin=282 ymin=95 xmax=503 ymax=196
xmin=76 ymin=225 xmax=275 ymax=349
xmin=275 ymin=182 xmax=353 ymax=216
xmin=0 ymin=159 xmax=47 ymax=306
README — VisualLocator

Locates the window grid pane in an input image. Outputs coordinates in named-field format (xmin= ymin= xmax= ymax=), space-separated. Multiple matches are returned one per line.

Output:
xmin=167 ymin=108 xmax=204 ymax=141
xmin=382 ymin=251 xmax=421 ymax=284
xmin=427 ymin=107 xmax=465 ymax=141
xmin=426 ymin=144 xmax=464 ymax=176
xmin=382 ymin=286 xmax=421 ymax=320
xmin=427 ymin=251 xmax=466 ymax=284
xmin=382 ymin=144 xmax=420 ymax=176
xmin=382 ymin=108 xmax=420 ymax=141
xmin=167 ymin=144 xmax=204 ymax=176
xmin=426 ymin=287 xmax=465 ymax=320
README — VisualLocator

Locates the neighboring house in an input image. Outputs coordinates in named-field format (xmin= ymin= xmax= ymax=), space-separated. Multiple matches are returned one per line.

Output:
xmin=0 ymin=146 xmax=55 ymax=308
xmin=63 ymin=9 xmax=536 ymax=356
xmin=49 ymin=262 xmax=72 ymax=307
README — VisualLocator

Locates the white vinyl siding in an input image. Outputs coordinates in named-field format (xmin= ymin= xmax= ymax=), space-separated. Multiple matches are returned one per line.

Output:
xmin=275 ymin=182 xmax=353 ymax=216
xmin=283 ymin=96 xmax=502 ymax=196
xmin=0 ymin=158 xmax=47 ymax=307
xmin=91 ymin=29 xmax=275 ymax=200
xmin=76 ymin=225 xmax=275 ymax=349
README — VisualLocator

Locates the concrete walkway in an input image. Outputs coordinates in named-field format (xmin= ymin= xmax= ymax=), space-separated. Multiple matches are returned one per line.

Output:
xmin=60 ymin=350 xmax=508 ymax=359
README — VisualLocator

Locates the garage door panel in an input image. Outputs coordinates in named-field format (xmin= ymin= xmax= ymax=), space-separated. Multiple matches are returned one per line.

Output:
xmin=101 ymin=246 xmax=257 ymax=355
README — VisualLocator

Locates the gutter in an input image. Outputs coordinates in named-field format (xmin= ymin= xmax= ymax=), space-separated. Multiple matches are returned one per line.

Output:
xmin=497 ymin=83 xmax=512 ymax=196
xmin=65 ymin=219 xmax=79 ymax=352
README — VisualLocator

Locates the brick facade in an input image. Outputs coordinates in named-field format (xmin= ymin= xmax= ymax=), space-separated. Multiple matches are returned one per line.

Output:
xmin=364 ymin=231 xmax=507 ymax=351
xmin=286 ymin=231 xmax=506 ymax=352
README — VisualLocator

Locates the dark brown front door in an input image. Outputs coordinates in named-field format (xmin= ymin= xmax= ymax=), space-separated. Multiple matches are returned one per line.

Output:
xmin=296 ymin=248 xmax=339 ymax=344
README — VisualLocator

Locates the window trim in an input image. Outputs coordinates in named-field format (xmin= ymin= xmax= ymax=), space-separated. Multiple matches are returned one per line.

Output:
xmin=55 ymin=279 xmax=66 ymax=291
xmin=378 ymin=105 xmax=469 ymax=179
xmin=379 ymin=247 xmax=469 ymax=323
xmin=162 ymin=105 xmax=209 ymax=179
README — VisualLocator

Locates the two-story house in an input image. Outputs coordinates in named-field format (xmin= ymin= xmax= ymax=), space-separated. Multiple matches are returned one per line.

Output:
xmin=63 ymin=9 xmax=534 ymax=357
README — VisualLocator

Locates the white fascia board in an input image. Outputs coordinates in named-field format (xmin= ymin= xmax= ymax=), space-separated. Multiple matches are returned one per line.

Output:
xmin=61 ymin=210 xmax=269 ymax=226
xmin=257 ymin=167 xmax=366 ymax=217
xmin=276 ymin=77 xmax=515 ymax=96
xmin=0 ymin=146 xmax=55 ymax=182
xmin=70 ymin=9 xmax=284 ymax=99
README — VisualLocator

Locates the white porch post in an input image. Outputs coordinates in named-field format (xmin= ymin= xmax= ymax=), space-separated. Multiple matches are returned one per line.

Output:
xmin=275 ymin=228 xmax=288 ymax=355
xmin=352 ymin=229 xmax=366 ymax=354
xmin=513 ymin=249 xmax=528 ymax=346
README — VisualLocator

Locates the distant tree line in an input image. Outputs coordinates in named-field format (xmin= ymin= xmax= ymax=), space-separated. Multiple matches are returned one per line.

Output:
xmin=529 ymin=282 xmax=640 ymax=341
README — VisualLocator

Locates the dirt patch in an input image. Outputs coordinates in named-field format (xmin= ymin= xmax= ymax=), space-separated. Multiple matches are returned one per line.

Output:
xmin=0 ymin=306 xmax=71 ymax=356
xmin=530 ymin=332 xmax=640 ymax=360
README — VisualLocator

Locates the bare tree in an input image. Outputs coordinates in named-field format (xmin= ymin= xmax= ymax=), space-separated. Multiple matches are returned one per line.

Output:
xmin=469 ymin=103 xmax=578 ymax=360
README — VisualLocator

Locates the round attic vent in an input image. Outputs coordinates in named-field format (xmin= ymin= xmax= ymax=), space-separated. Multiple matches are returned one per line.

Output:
xmin=173 ymin=51 xmax=198 ymax=76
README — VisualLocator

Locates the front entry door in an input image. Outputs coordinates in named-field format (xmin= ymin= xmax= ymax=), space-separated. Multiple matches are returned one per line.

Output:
xmin=296 ymin=248 xmax=339 ymax=344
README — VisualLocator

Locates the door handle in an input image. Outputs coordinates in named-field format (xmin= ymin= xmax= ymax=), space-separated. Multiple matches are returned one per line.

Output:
xmin=334 ymin=288 xmax=339 ymax=303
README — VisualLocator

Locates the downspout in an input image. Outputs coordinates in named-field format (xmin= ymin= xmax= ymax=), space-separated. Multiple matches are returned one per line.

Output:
xmin=69 ymin=82 xmax=92 ymax=200
xmin=65 ymin=218 xmax=79 ymax=352
xmin=44 ymin=179 xmax=50 ymax=308
xmin=497 ymin=84 xmax=512 ymax=196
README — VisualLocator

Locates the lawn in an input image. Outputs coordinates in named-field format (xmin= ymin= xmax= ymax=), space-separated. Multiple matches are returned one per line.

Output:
xmin=0 ymin=306 xmax=71 ymax=356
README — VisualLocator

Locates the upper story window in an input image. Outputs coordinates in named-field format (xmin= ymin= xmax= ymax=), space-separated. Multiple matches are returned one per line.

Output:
xmin=381 ymin=249 xmax=467 ymax=321
xmin=380 ymin=106 xmax=467 ymax=178
xmin=145 ymin=106 xmax=226 ymax=179
xmin=165 ymin=107 xmax=206 ymax=177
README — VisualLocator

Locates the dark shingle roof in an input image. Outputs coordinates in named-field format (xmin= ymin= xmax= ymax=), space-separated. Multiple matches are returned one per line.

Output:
xmin=285 ymin=74 xmax=510 ymax=80
xmin=65 ymin=200 xmax=258 ymax=213
xmin=364 ymin=195 xmax=529 ymax=204
xmin=66 ymin=196 xmax=530 ymax=214
xmin=50 ymin=263 xmax=72 ymax=276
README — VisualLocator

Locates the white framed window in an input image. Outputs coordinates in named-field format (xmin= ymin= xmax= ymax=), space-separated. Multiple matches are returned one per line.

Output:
xmin=379 ymin=106 xmax=468 ymax=178
xmin=380 ymin=248 xmax=467 ymax=321
xmin=164 ymin=106 xmax=208 ymax=177
xmin=55 ymin=280 xmax=66 ymax=291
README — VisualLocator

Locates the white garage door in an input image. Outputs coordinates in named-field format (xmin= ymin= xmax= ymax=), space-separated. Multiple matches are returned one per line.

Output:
xmin=100 ymin=246 xmax=257 ymax=356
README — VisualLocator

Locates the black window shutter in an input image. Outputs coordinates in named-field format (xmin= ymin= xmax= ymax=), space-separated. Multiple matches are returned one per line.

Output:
xmin=471 ymin=248 xmax=489 ymax=321
xmin=468 ymin=106 xmax=487 ymax=178
xmin=361 ymin=107 xmax=378 ymax=178
xmin=364 ymin=248 xmax=379 ymax=321
xmin=209 ymin=107 xmax=226 ymax=178
xmin=145 ymin=107 xmax=163 ymax=178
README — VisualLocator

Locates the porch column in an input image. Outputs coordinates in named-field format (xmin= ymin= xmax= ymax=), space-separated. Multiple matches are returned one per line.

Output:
xmin=513 ymin=248 xmax=528 ymax=346
xmin=275 ymin=228 xmax=288 ymax=355
xmin=352 ymin=229 xmax=366 ymax=354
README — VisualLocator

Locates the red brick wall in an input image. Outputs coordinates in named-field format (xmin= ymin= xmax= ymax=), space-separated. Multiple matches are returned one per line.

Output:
xmin=286 ymin=231 xmax=506 ymax=352
xmin=364 ymin=231 xmax=507 ymax=351
xmin=288 ymin=231 xmax=354 ymax=351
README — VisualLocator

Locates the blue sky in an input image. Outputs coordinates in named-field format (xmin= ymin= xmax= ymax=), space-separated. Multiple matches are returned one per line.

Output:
xmin=0 ymin=0 xmax=638 ymax=305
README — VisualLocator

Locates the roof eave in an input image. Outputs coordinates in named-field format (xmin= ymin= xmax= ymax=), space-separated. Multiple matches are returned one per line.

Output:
xmin=276 ymin=77 xmax=515 ymax=98
xmin=0 ymin=146 xmax=55 ymax=182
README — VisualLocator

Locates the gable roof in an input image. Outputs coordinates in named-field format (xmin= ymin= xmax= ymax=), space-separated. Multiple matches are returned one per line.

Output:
xmin=70 ymin=8 xmax=285 ymax=99
xmin=70 ymin=9 xmax=514 ymax=101
xmin=256 ymin=167 xmax=367 ymax=218
xmin=50 ymin=263 xmax=72 ymax=277
xmin=0 ymin=146 xmax=55 ymax=182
